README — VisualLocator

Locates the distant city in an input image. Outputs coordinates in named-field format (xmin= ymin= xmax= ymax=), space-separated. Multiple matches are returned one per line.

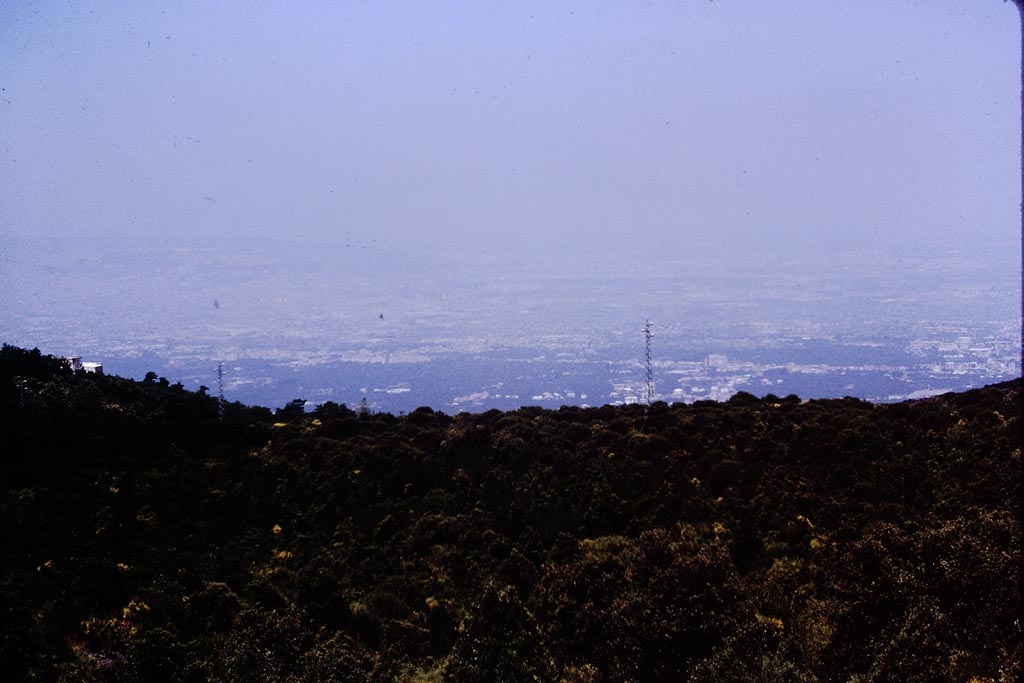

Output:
xmin=67 ymin=320 xmax=1016 ymax=414
xmin=4 ymin=237 xmax=1019 ymax=413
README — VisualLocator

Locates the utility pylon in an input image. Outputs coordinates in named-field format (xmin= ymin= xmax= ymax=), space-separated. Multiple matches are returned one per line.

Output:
xmin=217 ymin=362 xmax=225 ymax=421
xmin=643 ymin=320 xmax=654 ymax=407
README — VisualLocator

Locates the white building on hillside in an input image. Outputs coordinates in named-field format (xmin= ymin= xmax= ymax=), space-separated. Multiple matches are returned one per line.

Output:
xmin=66 ymin=357 xmax=104 ymax=375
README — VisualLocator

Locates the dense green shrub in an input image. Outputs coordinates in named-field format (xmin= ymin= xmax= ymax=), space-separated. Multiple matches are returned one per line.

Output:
xmin=0 ymin=344 xmax=1018 ymax=681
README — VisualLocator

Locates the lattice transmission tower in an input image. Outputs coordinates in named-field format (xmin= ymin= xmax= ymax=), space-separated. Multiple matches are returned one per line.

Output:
xmin=217 ymin=362 xmax=226 ymax=421
xmin=643 ymin=320 xmax=654 ymax=406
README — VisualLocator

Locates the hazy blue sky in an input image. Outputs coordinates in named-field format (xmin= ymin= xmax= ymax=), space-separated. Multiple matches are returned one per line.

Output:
xmin=1 ymin=1 xmax=1019 ymax=264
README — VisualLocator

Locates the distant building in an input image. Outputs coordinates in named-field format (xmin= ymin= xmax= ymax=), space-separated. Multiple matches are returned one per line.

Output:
xmin=66 ymin=356 xmax=104 ymax=375
xmin=705 ymin=354 xmax=728 ymax=369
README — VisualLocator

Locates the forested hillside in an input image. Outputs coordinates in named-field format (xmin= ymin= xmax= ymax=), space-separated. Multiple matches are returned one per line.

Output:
xmin=0 ymin=344 xmax=1019 ymax=682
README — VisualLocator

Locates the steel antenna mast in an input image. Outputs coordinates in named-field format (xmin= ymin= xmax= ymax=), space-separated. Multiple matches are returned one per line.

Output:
xmin=644 ymin=320 xmax=654 ymax=407
xmin=216 ymin=362 xmax=225 ymax=421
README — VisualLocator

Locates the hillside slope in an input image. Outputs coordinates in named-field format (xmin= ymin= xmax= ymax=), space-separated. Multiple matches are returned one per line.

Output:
xmin=0 ymin=344 xmax=1019 ymax=682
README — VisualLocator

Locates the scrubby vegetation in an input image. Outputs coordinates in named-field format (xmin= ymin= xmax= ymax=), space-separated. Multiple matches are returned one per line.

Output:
xmin=0 ymin=343 xmax=1019 ymax=681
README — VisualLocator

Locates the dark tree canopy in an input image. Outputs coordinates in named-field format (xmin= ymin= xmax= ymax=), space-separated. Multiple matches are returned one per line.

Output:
xmin=0 ymin=344 xmax=1019 ymax=681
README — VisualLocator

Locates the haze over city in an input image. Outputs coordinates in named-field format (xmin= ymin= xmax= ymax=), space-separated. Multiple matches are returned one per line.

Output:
xmin=1 ymin=1 xmax=1020 ymax=411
